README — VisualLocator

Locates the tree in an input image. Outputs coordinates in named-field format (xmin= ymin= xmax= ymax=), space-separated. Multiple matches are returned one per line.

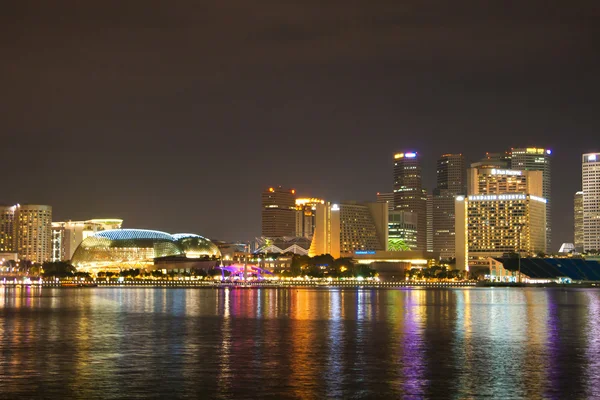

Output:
xmin=41 ymin=261 xmax=76 ymax=278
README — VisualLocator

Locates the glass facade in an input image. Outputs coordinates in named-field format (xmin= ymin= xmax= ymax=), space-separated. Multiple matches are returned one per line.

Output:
xmin=71 ymin=229 xmax=221 ymax=272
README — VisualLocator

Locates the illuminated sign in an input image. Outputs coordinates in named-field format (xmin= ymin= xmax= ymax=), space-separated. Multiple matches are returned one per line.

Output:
xmin=331 ymin=204 xmax=340 ymax=211
xmin=546 ymin=149 xmax=552 ymax=155
xmin=491 ymin=169 xmax=522 ymax=176
xmin=529 ymin=195 xmax=547 ymax=203
xmin=354 ymin=250 xmax=376 ymax=255
xmin=404 ymin=152 xmax=417 ymax=158
xmin=469 ymin=194 xmax=527 ymax=201
xmin=455 ymin=196 xmax=465 ymax=201
xmin=589 ymin=154 xmax=598 ymax=162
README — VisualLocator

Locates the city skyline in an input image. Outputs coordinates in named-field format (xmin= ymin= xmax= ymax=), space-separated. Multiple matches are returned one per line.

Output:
xmin=2 ymin=1 xmax=599 ymax=248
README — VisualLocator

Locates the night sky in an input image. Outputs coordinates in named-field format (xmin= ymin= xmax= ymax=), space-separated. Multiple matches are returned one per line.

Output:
xmin=2 ymin=1 xmax=599 ymax=249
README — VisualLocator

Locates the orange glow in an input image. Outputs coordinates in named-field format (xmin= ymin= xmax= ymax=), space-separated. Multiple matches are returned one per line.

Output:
xmin=269 ymin=187 xmax=274 ymax=192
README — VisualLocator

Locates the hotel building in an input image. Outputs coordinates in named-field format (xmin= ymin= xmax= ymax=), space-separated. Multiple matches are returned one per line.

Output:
xmin=582 ymin=153 xmax=600 ymax=252
xmin=456 ymin=194 xmax=547 ymax=270
xmin=393 ymin=152 xmax=427 ymax=251
xmin=457 ymin=167 xmax=546 ymax=270
xmin=261 ymin=186 xmax=297 ymax=238
xmin=309 ymin=202 xmax=388 ymax=258
xmin=15 ymin=204 xmax=53 ymax=263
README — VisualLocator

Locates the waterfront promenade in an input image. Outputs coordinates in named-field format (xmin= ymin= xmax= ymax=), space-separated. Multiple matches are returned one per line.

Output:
xmin=2 ymin=279 xmax=477 ymax=289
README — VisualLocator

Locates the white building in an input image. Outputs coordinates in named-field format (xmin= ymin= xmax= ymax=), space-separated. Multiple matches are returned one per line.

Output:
xmin=582 ymin=153 xmax=600 ymax=252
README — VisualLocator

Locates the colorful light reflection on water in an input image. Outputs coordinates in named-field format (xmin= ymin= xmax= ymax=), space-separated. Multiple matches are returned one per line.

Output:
xmin=0 ymin=287 xmax=599 ymax=398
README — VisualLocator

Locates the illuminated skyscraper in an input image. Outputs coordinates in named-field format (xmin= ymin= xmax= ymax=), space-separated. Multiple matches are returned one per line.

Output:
xmin=433 ymin=154 xmax=466 ymax=259
xmin=294 ymin=198 xmax=324 ymax=239
xmin=582 ymin=153 xmax=600 ymax=252
xmin=261 ymin=186 xmax=296 ymax=238
xmin=393 ymin=152 xmax=427 ymax=251
xmin=510 ymin=147 xmax=552 ymax=251
xmin=574 ymin=191 xmax=584 ymax=252
xmin=0 ymin=205 xmax=17 ymax=253
xmin=15 ymin=204 xmax=52 ymax=263
xmin=456 ymin=194 xmax=547 ymax=270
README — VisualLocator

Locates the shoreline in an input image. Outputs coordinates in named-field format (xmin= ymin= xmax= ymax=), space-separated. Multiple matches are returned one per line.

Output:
xmin=2 ymin=280 xmax=599 ymax=289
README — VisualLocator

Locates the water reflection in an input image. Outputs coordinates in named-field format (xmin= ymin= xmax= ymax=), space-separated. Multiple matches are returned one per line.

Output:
xmin=1 ymin=287 xmax=599 ymax=398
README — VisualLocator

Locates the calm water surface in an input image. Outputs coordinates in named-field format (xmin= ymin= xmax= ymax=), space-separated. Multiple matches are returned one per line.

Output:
xmin=1 ymin=287 xmax=599 ymax=399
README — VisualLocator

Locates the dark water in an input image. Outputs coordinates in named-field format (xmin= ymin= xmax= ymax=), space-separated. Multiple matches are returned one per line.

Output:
xmin=1 ymin=287 xmax=599 ymax=399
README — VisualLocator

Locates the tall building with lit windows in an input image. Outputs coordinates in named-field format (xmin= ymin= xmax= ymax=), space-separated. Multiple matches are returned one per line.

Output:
xmin=433 ymin=153 xmax=466 ymax=259
xmin=294 ymin=198 xmax=325 ymax=239
xmin=15 ymin=204 xmax=53 ymax=263
xmin=574 ymin=191 xmax=584 ymax=252
xmin=0 ymin=205 xmax=17 ymax=253
xmin=261 ymin=186 xmax=297 ymax=238
xmin=393 ymin=152 xmax=427 ymax=251
xmin=456 ymin=194 xmax=546 ymax=270
xmin=51 ymin=219 xmax=123 ymax=261
xmin=510 ymin=147 xmax=552 ymax=251
xmin=457 ymin=167 xmax=546 ymax=270
xmin=309 ymin=201 xmax=388 ymax=258
xmin=582 ymin=153 xmax=600 ymax=252
xmin=376 ymin=192 xmax=394 ymax=211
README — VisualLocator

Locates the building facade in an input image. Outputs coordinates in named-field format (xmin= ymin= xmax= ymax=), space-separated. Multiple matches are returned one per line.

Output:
xmin=15 ymin=204 xmax=53 ymax=263
xmin=376 ymin=192 xmax=394 ymax=211
xmin=510 ymin=147 xmax=552 ymax=251
xmin=294 ymin=198 xmax=325 ymax=239
xmin=51 ymin=219 xmax=123 ymax=261
xmin=582 ymin=153 xmax=600 ymax=252
xmin=456 ymin=194 xmax=547 ymax=270
xmin=261 ymin=186 xmax=296 ymax=238
xmin=388 ymin=210 xmax=418 ymax=251
xmin=574 ymin=191 xmax=584 ymax=252
xmin=309 ymin=202 xmax=388 ymax=258
xmin=0 ymin=205 xmax=17 ymax=253
xmin=432 ymin=153 xmax=466 ymax=259
xmin=393 ymin=152 xmax=427 ymax=251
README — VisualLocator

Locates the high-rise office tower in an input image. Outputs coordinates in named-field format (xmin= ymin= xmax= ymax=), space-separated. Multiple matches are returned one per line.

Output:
xmin=393 ymin=152 xmax=427 ymax=251
xmin=433 ymin=154 xmax=466 ymax=259
xmin=261 ymin=186 xmax=297 ymax=238
xmin=582 ymin=153 xmax=600 ymax=252
xmin=574 ymin=191 xmax=584 ymax=252
xmin=15 ymin=204 xmax=52 ymax=263
xmin=510 ymin=148 xmax=552 ymax=251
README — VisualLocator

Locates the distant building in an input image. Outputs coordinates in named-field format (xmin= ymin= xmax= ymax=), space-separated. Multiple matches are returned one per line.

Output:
xmin=51 ymin=219 xmax=123 ymax=261
xmin=0 ymin=205 xmax=17 ymax=253
xmin=433 ymin=153 xmax=466 ymax=259
xmin=388 ymin=210 xmax=418 ymax=251
xmin=467 ymin=167 xmax=543 ymax=197
xmin=15 ymin=204 xmax=53 ymax=263
xmin=309 ymin=201 xmax=388 ymax=258
xmin=558 ymin=243 xmax=576 ymax=254
xmin=393 ymin=151 xmax=427 ymax=250
xmin=582 ymin=153 xmax=600 ymax=252
xmin=426 ymin=193 xmax=433 ymax=252
xmin=574 ymin=191 xmax=584 ymax=251
xmin=510 ymin=147 xmax=552 ymax=251
xmin=261 ymin=186 xmax=297 ymax=238
xmin=294 ymin=198 xmax=325 ymax=239
xmin=456 ymin=194 xmax=547 ymax=270
xmin=253 ymin=236 xmax=311 ymax=255
xmin=376 ymin=192 xmax=394 ymax=211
